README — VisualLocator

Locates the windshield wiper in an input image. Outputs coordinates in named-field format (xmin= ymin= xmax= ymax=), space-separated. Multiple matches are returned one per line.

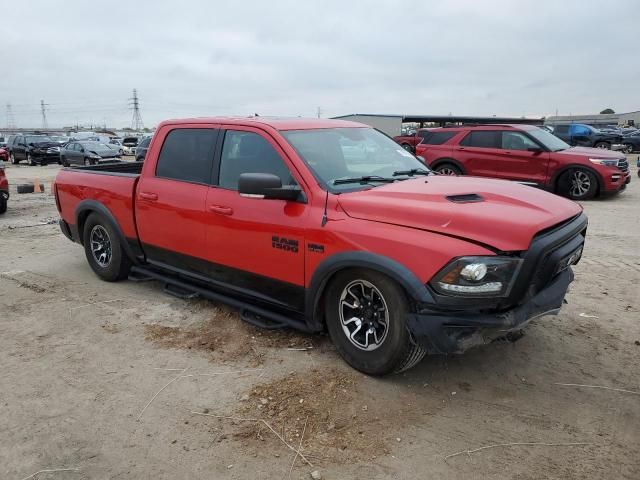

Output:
xmin=333 ymin=176 xmax=397 ymax=185
xmin=392 ymin=168 xmax=431 ymax=177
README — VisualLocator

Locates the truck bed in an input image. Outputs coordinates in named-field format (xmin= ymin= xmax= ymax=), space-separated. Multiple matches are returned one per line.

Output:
xmin=68 ymin=160 xmax=143 ymax=176
xmin=56 ymin=161 xmax=141 ymax=242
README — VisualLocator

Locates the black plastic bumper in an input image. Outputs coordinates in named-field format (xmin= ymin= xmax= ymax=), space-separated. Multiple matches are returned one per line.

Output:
xmin=59 ymin=219 xmax=80 ymax=243
xmin=407 ymin=268 xmax=574 ymax=354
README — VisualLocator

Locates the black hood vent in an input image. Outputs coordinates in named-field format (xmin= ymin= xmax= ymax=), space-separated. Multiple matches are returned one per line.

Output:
xmin=446 ymin=193 xmax=484 ymax=203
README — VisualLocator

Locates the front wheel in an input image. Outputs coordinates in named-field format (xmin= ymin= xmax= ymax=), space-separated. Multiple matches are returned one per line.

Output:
xmin=594 ymin=142 xmax=610 ymax=149
xmin=61 ymin=156 xmax=69 ymax=167
xmin=9 ymin=152 xmax=18 ymax=164
xmin=27 ymin=153 xmax=36 ymax=166
xmin=82 ymin=213 xmax=132 ymax=281
xmin=623 ymin=143 xmax=634 ymax=154
xmin=434 ymin=163 xmax=462 ymax=176
xmin=0 ymin=195 xmax=7 ymax=214
xmin=84 ymin=157 xmax=93 ymax=166
xmin=558 ymin=168 xmax=598 ymax=200
xmin=324 ymin=269 xmax=426 ymax=375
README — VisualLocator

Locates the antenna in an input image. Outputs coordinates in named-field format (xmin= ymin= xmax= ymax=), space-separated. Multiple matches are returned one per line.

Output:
xmin=40 ymin=99 xmax=48 ymax=129
xmin=129 ymin=88 xmax=144 ymax=131
xmin=321 ymin=188 xmax=329 ymax=227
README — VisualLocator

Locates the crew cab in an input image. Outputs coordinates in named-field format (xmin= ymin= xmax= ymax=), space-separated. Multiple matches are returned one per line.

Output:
xmin=54 ymin=118 xmax=587 ymax=375
xmin=9 ymin=134 xmax=62 ymax=166
xmin=549 ymin=123 xmax=623 ymax=150
xmin=416 ymin=124 xmax=631 ymax=200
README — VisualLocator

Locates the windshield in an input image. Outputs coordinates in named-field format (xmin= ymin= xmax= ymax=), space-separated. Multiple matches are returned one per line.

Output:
xmin=528 ymin=128 xmax=570 ymax=152
xmin=282 ymin=127 xmax=429 ymax=191
xmin=82 ymin=142 xmax=112 ymax=151
xmin=26 ymin=136 xmax=52 ymax=144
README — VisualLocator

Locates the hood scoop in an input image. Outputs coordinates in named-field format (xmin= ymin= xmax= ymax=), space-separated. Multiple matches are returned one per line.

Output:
xmin=446 ymin=193 xmax=484 ymax=203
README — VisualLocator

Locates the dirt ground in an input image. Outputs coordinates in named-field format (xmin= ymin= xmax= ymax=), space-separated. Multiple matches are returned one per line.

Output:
xmin=1 ymin=161 xmax=639 ymax=479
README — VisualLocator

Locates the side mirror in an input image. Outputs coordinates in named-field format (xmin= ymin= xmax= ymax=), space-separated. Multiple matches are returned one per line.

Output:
xmin=80 ymin=148 xmax=85 ymax=152
xmin=238 ymin=173 xmax=303 ymax=202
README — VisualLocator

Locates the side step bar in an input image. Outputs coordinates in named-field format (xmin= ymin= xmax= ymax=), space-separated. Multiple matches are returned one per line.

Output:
xmin=129 ymin=265 xmax=312 ymax=333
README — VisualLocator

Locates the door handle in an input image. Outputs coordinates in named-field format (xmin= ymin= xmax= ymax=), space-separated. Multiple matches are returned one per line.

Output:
xmin=209 ymin=205 xmax=234 ymax=215
xmin=139 ymin=192 xmax=158 ymax=201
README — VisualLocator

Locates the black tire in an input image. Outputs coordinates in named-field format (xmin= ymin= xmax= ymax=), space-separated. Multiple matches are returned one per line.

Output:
xmin=623 ymin=143 xmax=634 ymax=154
xmin=594 ymin=141 xmax=610 ymax=150
xmin=557 ymin=168 xmax=598 ymax=200
xmin=82 ymin=213 xmax=132 ymax=282
xmin=401 ymin=143 xmax=414 ymax=153
xmin=9 ymin=152 xmax=18 ymax=165
xmin=84 ymin=157 xmax=93 ymax=166
xmin=27 ymin=153 xmax=36 ymax=166
xmin=324 ymin=269 xmax=426 ymax=375
xmin=17 ymin=184 xmax=44 ymax=194
xmin=0 ymin=196 xmax=6 ymax=214
xmin=434 ymin=162 xmax=462 ymax=176
xmin=61 ymin=156 xmax=69 ymax=167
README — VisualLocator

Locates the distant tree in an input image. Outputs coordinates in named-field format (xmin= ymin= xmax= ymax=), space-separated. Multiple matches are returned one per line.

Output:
xmin=600 ymin=108 xmax=615 ymax=114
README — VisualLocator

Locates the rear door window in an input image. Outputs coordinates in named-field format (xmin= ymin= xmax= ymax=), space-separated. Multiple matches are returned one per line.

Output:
xmin=155 ymin=128 xmax=218 ymax=184
xmin=553 ymin=125 xmax=569 ymax=135
xmin=459 ymin=131 xmax=501 ymax=148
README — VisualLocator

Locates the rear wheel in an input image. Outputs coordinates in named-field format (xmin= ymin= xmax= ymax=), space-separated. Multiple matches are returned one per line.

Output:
xmin=558 ymin=168 xmax=598 ymax=200
xmin=82 ymin=213 xmax=132 ymax=281
xmin=594 ymin=141 xmax=610 ymax=149
xmin=401 ymin=143 xmax=414 ymax=153
xmin=434 ymin=163 xmax=462 ymax=176
xmin=0 ymin=196 xmax=7 ymax=214
xmin=61 ymin=155 xmax=69 ymax=167
xmin=324 ymin=269 xmax=426 ymax=375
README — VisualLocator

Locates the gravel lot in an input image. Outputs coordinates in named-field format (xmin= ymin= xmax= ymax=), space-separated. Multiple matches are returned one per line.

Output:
xmin=1 ymin=161 xmax=639 ymax=479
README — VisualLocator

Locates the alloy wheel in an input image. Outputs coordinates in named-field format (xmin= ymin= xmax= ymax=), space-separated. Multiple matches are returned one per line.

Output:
xmin=570 ymin=170 xmax=591 ymax=198
xmin=437 ymin=167 xmax=458 ymax=176
xmin=339 ymin=279 xmax=389 ymax=351
xmin=90 ymin=225 xmax=112 ymax=267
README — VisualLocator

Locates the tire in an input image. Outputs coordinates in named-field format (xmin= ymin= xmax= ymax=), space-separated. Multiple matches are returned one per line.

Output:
xmin=594 ymin=142 xmax=610 ymax=149
xmin=324 ymin=269 xmax=426 ymax=375
xmin=84 ymin=157 xmax=93 ymax=166
xmin=401 ymin=143 xmax=414 ymax=153
xmin=557 ymin=168 xmax=598 ymax=200
xmin=9 ymin=152 xmax=18 ymax=165
xmin=61 ymin=156 xmax=69 ymax=167
xmin=0 ymin=196 xmax=6 ymax=214
xmin=623 ymin=143 xmax=634 ymax=154
xmin=27 ymin=153 xmax=36 ymax=166
xmin=17 ymin=183 xmax=44 ymax=194
xmin=434 ymin=162 xmax=462 ymax=176
xmin=82 ymin=213 xmax=132 ymax=282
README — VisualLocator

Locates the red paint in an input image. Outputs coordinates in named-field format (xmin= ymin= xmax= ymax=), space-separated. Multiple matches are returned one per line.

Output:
xmin=415 ymin=124 xmax=631 ymax=194
xmin=55 ymin=117 xmax=585 ymax=290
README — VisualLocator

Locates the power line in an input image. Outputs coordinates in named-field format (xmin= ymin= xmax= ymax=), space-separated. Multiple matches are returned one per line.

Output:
xmin=129 ymin=89 xmax=144 ymax=131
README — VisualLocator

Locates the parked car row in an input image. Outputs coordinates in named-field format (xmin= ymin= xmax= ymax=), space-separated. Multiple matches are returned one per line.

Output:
xmin=395 ymin=124 xmax=630 ymax=200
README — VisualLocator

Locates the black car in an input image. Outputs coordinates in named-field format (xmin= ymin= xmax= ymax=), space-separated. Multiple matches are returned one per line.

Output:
xmin=9 ymin=134 xmax=62 ymax=165
xmin=60 ymin=141 xmax=122 ymax=166
xmin=621 ymin=131 xmax=640 ymax=153
xmin=551 ymin=123 xmax=623 ymax=150
xmin=135 ymin=136 xmax=152 ymax=161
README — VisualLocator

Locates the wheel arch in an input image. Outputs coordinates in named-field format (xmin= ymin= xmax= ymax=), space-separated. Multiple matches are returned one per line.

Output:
xmin=305 ymin=252 xmax=435 ymax=332
xmin=430 ymin=157 xmax=465 ymax=173
xmin=75 ymin=200 xmax=139 ymax=263
xmin=551 ymin=164 xmax=604 ymax=195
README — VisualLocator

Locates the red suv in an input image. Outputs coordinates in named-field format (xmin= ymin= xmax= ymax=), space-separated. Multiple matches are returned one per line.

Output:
xmin=415 ymin=125 xmax=631 ymax=200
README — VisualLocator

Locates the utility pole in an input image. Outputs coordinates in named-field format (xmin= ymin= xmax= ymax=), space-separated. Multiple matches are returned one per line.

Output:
xmin=5 ymin=103 xmax=16 ymax=129
xmin=40 ymin=99 xmax=49 ymax=130
xmin=317 ymin=106 xmax=322 ymax=119
xmin=129 ymin=89 xmax=144 ymax=131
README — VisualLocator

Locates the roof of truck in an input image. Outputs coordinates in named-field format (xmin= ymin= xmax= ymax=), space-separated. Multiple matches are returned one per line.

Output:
xmin=158 ymin=117 xmax=367 ymax=131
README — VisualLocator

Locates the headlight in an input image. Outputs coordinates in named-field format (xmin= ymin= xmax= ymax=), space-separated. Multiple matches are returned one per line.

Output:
xmin=589 ymin=158 xmax=619 ymax=167
xmin=89 ymin=154 xmax=101 ymax=159
xmin=431 ymin=256 xmax=523 ymax=297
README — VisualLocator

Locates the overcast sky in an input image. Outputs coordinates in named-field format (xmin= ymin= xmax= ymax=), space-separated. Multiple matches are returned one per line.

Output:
xmin=2 ymin=0 xmax=638 ymax=128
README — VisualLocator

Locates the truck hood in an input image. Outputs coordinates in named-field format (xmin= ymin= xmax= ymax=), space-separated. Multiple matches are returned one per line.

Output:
xmin=558 ymin=146 xmax=625 ymax=159
xmin=336 ymin=176 xmax=582 ymax=251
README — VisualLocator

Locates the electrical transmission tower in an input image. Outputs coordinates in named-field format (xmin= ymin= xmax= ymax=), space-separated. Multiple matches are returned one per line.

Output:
xmin=40 ymin=99 xmax=49 ymax=129
xmin=5 ymin=103 xmax=16 ymax=129
xmin=129 ymin=89 xmax=144 ymax=131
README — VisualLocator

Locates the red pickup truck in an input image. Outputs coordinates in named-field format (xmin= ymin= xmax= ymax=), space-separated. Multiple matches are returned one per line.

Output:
xmin=54 ymin=117 xmax=587 ymax=375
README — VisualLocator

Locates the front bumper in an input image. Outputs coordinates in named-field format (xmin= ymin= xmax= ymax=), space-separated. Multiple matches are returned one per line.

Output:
xmin=407 ymin=267 xmax=573 ymax=354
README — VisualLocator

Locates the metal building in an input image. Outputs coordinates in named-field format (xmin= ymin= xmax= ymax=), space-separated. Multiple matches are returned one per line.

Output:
xmin=545 ymin=110 xmax=640 ymax=128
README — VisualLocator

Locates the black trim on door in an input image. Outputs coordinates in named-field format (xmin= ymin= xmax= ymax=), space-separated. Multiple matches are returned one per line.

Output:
xmin=141 ymin=243 xmax=306 ymax=314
